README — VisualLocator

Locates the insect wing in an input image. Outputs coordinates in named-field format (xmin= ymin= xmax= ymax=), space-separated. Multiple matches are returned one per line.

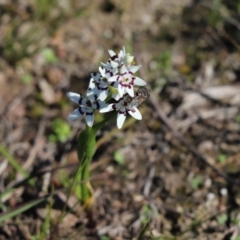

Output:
xmin=127 ymin=88 xmax=149 ymax=108
xmin=127 ymin=97 xmax=142 ymax=108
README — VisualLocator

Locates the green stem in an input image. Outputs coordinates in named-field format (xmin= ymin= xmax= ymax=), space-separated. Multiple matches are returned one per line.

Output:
xmin=76 ymin=112 xmax=117 ymax=205
xmin=81 ymin=157 xmax=91 ymax=202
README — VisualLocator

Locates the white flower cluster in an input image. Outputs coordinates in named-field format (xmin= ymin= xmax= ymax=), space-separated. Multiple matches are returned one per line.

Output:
xmin=67 ymin=47 xmax=148 ymax=129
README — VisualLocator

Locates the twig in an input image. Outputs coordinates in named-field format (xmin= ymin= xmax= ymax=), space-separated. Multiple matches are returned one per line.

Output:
xmin=22 ymin=118 xmax=46 ymax=171
xmin=143 ymin=165 xmax=155 ymax=197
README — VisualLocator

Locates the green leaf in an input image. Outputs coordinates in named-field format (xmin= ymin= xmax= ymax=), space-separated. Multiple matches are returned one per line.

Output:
xmin=49 ymin=118 xmax=71 ymax=143
xmin=21 ymin=73 xmax=33 ymax=84
xmin=0 ymin=144 xmax=34 ymax=186
xmin=190 ymin=176 xmax=202 ymax=189
xmin=42 ymin=47 xmax=58 ymax=64
xmin=0 ymin=198 xmax=45 ymax=222
xmin=236 ymin=114 xmax=240 ymax=123
xmin=75 ymin=112 xmax=117 ymax=203
xmin=217 ymin=213 xmax=228 ymax=225
xmin=109 ymin=85 xmax=119 ymax=95
xmin=77 ymin=126 xmax=96 ymax=162
xmin=114 ymin=151 xmax=125 ymax=165
xmin=101 ymin=236 xmax=111 ymax=240
xmin=77 ymin=112 xmax=116 ymax=163
xmin=218 ymin=154 xmax=227 ymax=163
xmin=137 ymin=221 xmax=150 ymax=240
xmin=231 ymin=236 xmax=240 ymax=240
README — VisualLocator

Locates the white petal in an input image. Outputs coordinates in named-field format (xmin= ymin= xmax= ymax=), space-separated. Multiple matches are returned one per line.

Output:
xmin=91 ymin=72 xmax=101 ymax=82
xmin=125 ymin=55 xmax=134 ymax=65
xmin=67 ymin=108 xmax=84 ymax=121
xmin=118 ymin=51 xmax=123 ymax=59
xmin=80 ymin=97 xmax=88 ymax=107
xmin=85 ymin=113 xmax=94 ymax=127
xmin=126 ymin=86 xmax=134 ymax=97
xmin=100 ymin=104 xmax=114 ymax=113
xmin=112 ymin=93 xmax=121 ymax=101
xmin=86 ymin=90 xmax=97 ymax=102
xmin=128 ymin=65 xmax=141 ymax=73
xmin=122 ymin=46 xmax=126 ymax=56
xmin=117 ymin=111 xmax=126 ymax=129
xmin=120 ymin=65 xmax=128 ymax=74
xmin=91 ymin=100 xmax=102 ymax=110
xmin=134 ymin=77 xmax=146 ymax=86
xmin=118 ymin=84 xmax=125 ymax=96
xmin=110 ymin=61 xmax=119 ymax=68
xmin=99 ymin=67 xmax=105 ymax=77
xmin=87 ymin=79 xmax=98 ymax=100
xmin=115 ymin=103 xmax=122 ymax=109
xmin=88 ymin=77 xmax=96 ymax=88
xmin=99 ymin=82 xmax=109 ymax=89
xmin=108 ymin=49 xmax=116 ymax=57
xmin=93 ymin=87 xmax=103 ymax=99
xmin=108 ymin=75 xmax=118 ymax=82
xmin=101 ymin=62 xmax=109 ymax=69
xmin=108 ymin=67 xmax=118 ymax=77
xmin=67 ymin=92 xmax=81 ymax=104
xmin=128 ymin=107 xmax=142 ymax=120
xmin=119 ymin=48 xmax=124 ymax=59
xmin=98 ymin=100 xmax=108 ymax=110
xmin=98 ymin=89 xmax=108 ymax=101
xmin=111 ymin=81 xmax=119 ymax=89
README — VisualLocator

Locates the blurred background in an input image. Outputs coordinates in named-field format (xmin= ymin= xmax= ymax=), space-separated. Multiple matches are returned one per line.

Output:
xmin=0 ymin=0 xmax=240 ymax=239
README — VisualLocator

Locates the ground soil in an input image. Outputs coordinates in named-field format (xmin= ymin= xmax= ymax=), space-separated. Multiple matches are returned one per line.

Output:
xmin=0 ymin=0 xmax=240 ymax=239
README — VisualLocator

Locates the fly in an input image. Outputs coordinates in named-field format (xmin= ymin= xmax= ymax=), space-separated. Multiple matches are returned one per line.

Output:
xmin=126 ymin=87 xmax=150 ymax=109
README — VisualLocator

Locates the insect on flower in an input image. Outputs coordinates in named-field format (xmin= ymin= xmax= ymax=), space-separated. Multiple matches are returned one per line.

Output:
xmin=126 ymin=87 xmax=150 ymax=109
xmin=67 ymin=46 xmax=150 ymax=128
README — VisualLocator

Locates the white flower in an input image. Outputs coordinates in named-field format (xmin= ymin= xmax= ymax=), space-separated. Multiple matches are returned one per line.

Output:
xmin=87 ymin=73 xmax=108 ymax=101
xmin=108 ymin=65 xmax=146 ymax=97
xmin=87 ymin=67 xmax=118 ymax=101
xmin=67 ymin=92 xmax=106 ymax=127
xmin=99 ymin=66 xmax=117 ymax=80
xmin=101 ymin=46 xmax=134 ymax=70
xmin=100 ymin=93 xmax=142 ymax=129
